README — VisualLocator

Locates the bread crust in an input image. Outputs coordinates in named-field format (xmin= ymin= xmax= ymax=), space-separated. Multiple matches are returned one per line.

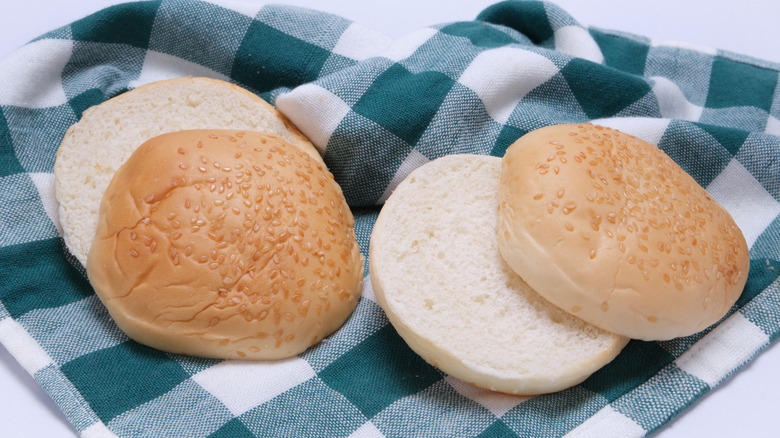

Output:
xmin=497 ymin=123 xmax=749 ymax=340
xmin=86 ymin=130 xmax=362 ymax=360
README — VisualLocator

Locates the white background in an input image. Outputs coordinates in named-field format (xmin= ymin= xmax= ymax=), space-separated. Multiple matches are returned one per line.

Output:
xmin=1 ymin=1 xmax=779 ymax=437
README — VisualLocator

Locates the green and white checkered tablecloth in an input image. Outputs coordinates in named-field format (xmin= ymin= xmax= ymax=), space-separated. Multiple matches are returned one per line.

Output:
xmin=1 ymin=1 xmax=779 ymax=436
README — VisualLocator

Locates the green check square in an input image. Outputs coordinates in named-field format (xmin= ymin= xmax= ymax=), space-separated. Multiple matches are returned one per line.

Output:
xmin=476 ymin=1 xmax=553 ymax=45
xmin=325 ymin=112 xmax=413 ymax=206
xmin=319 ymin=324 xmax=442 ymax=418
xmin=68 ymin=89 xmax=108 ymax=121
xmin=208 ymin=418 xmax=256 ymax=438
xmin=590 ymin=30 xmax=649 ymax=76
xmin=706 ymin=57 xmax=777 ymax=111
xmin=20 ymin=296 xmax=127 ymax=366
xmin=694 ymin=122 xmax=749 ymax=156
xmin=71 ymin=1 xmax=161 ymax=49
xmin=737 ymin=259 xmax=780 ymax=308
xmin=560 ymin=58 xmax=653 ymax=120
xmin=491 ymin=124 xmax=527 ymax=157
xmin=581 ymin=340 xmax=673 ymax=401
xmin=0 ymin=238 xmax=92 ymax=318
xmin=61 ymin=341 xmax=190 ymax=422
xmin=352 ymin=64 xmax=455 ymax=146
xmin=231 ymin=20 xmax=332 ymax=92
xmin=0 ymin=109 xmax=24 ymax=177
xmin=477 ymin=421 xmax=518 ymax=437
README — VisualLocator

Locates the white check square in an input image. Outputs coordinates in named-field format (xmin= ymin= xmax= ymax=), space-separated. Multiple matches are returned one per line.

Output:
xmin=458 ymin=47 xmax=559 ymax=125
xmin=333 ymin=22 xmax=393 ymax=62
xmin=675 ymin=312 xmax=769 ymax=387
xmin=445 ymin=376 xmax=529 ymax=417
xmin=192 ymin=357 xmax=315 ymax=416
xmin=0 ymin=39 xmax=72 ymax=108
xmin=128 ymin=50 xmax=230 ymax=90
xmin=707 ymin=158 xmax=780 ymax=248
xmin=563 ymin=405 xmax=645 ymax=438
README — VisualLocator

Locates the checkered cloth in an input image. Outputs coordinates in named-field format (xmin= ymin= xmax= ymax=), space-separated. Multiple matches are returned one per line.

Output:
xmin=1 ymin=0 xmax=779 ymax=436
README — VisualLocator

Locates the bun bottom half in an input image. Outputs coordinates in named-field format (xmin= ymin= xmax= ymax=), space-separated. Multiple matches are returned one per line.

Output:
xmin=369 ymin=154 xmax=627 ymax=395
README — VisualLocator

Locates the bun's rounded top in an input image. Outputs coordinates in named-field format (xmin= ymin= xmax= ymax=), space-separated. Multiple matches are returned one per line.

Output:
xmin=497 ymin=123 xmax=749 ymax=340
xmin=87 ymin=130 xmax=363 ymax=360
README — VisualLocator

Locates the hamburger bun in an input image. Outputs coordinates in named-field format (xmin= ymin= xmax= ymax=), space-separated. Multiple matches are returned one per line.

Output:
xmin=55 ymin=76 xmax=322 ymax=266
xmin=497 ymin=123 xmax=749 ymax=341
xmin=369 ymin=154 xmax=628 ymax=395
xmin=86 ymin=130 xmax=363 ymax=360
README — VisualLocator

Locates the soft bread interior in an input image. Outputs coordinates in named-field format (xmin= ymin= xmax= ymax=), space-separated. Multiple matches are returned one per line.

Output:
xmin=369 ymin=154 xmax=627 ymax=395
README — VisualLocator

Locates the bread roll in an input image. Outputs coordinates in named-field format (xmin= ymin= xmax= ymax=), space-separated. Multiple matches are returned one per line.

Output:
xmin=55 ymin=76 xmax=322 ymax=266
xmin=497 ymin=123 xmax=749 ymax=341
xmin=369 ymin=154 xmax=627 ymax=395
xmin=86 ymin=130 xmax=363 ymax=360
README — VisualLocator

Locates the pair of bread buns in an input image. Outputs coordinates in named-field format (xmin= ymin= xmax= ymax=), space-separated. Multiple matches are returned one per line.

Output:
xmin=55 ymin=77 xmax=748 ymax=390
xmin=55 ymin=78 xmax=363 ymax=360
xmin=369 ymin=124 xmax=748 ymax=395
xmin=369 ymin=155 xmax=629 ymax=395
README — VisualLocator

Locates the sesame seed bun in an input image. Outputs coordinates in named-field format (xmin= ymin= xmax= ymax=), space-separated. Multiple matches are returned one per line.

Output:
xmin=55 ymin=77 xmax=323 ymax=267
xmin=369 ymin=154 xmax=627 ymax=395
xmin=86 ymin=130 xmax=363 ymax=360
xmin=497 ymin=123 xmax=749 ymax=341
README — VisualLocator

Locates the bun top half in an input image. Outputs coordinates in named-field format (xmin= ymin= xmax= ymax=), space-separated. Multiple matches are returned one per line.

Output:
xmin=497 ymin=123 xmax=749 ymax=340
xmin=55 ymin=76 xmax=322 ymax=266
xmin=86 ymin=130 xmax=363 ymax=360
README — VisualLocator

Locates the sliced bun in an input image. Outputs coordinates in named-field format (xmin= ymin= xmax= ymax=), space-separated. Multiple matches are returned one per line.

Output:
xmin=497 ymin=123 xmax=749 ymax=341
xmin=86 ymin=130 xmax=362 ymax=360
xmin=55 ymin=77 xmax=322 ymax=266
xmin=369 ymin=154 xmax=627 ymax=395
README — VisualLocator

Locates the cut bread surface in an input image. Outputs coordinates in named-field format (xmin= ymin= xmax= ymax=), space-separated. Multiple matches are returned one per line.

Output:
xmin=369 ymin=154 xmax=627 ymax=395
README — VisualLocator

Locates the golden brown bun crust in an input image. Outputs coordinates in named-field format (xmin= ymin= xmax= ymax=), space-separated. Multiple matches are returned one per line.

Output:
xmin=497 ymin=123 xmax=749 ymax=340
xmin=86 ymin=130 xmax=363 ymax=359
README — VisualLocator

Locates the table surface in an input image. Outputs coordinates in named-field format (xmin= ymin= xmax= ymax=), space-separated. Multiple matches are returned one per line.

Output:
xmin=1 ymin=1 xmax=779 ymax=437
